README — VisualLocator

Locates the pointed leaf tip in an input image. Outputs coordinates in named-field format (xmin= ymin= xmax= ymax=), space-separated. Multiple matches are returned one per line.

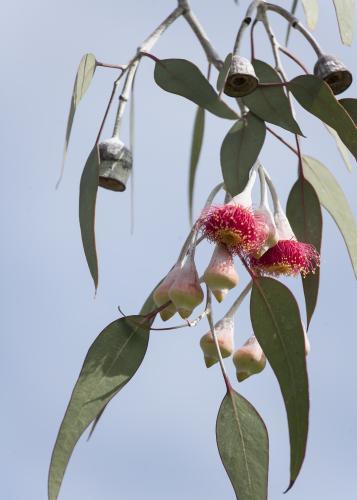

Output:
xmin=79 ymin=146 xmax=100 ymax=290
xmin=57 ymin=53 xmax=97 ymax=187
xmin=216 ymin=389 xmax=269 ymax=500
xmin=250 ymin=278 xmax=309 ymax=487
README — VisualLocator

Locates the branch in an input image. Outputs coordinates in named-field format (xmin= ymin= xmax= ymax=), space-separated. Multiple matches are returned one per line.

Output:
xmin=112 ymin=5 xmax=184 ymax=137
xmin=179 ymin=0 xmax=223 ymax=70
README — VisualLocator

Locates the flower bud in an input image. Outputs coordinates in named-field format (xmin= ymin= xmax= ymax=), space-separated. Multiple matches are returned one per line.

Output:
xmin=254 ymin=205 xmax=279 ymax=257
xmin=314 ymin=54 xmax=352 ymax=95
xmin=153 ymin=265 xmax=180 ymax=321
xmin=200 ymin=316 xmax=234 ymax=368
xmin=98 ymin=137 xmax=132 ymax=192
xmin=233 ymin=336 xmax=266 ymax=382
xmin=169 ymin=254 xmax=204 ymax=319
xmin=274 ymin=208 xmax=296 ymax=241
xmin=224 ymin=55 xmax=259 ymax=97
xmin=203 ymin=244 xmax=239 ymax=302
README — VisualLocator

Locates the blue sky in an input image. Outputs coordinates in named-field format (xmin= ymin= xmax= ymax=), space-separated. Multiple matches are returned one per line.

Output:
xmin=1 ymin=1 xmax=356 ymax=499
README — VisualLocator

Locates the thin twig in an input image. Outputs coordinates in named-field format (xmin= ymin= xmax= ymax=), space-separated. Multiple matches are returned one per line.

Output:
xmin=279 ymin=46 xmax=309 ymax=74
xmin=266 ymin=126 xmax=299 ymax=155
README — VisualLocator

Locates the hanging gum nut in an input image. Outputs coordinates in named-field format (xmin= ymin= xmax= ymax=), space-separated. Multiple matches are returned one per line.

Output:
xmin=98 ymin=137 xmax=133 ymax=192
xmin=224 ymin=55 xmax=259 ymax=97
xmin=153 ymin=265 xmax=181 ymax=321
xmin=313 ymin=54 xmax=352 ymax=95
xmin=203 ymin=244 xmax=239 ymax=302
xmin=233 ymin=336 xmax=266 ymax=382
xmin=200 ymin=316 xmax=234 ymax=368
xmin=168 ymin=253 xmax=204 ymax=319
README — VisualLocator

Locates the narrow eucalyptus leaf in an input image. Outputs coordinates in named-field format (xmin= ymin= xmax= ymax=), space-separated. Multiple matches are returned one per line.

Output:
xmin=243 ymin=60 xmax=303 ymax=135
xmin=79 ymin=146 xmax=100 ymax=290
xmin=57 ymin=54 xmax=97 ymax=187
xmin=339 ymin=97 xmax=357 ymax=124
xmin=250 ymin=277 xmax=309 ymax=489
xmin=332 ymin=0 xmax=355 ymax=45
xmin=301 ymin=0 xmax=319 ymax=30
xmin=189 ymin=107 xmax=205 ymax=224
xmin=48 ymin=316 xmax=151 ymax=500
xmin=288 ymin=75 xmax=357 ymax=159
xmin=287 ymin=179 xmax=322 ymax=327
xmin=220 ymin=113 xmax=266 ymax=196
xmin=154 ymin=59 xmax=238 ymax=120
xmin=302 ymin=155 xmax=357 ymax=278
xmin=216 ymin=390 xmax=269 ymax=500
xmin=326 ymin=125 xmax=352 ymax=172
xmin=217 ymin=53 xmax=233 ymax=93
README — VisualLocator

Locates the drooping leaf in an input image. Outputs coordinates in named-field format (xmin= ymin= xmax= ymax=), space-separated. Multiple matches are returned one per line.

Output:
xmin=48 ymin=315 xmax=151 ymax=500
xmin=287 ymin=178 xmax=322 ymax=327
xmin=243 ymin=60 xmax=303 ymax=135
xmin=326 ymin=125 xmax=352 ymax=172
xmin=250 ymin=278 xmax=309 ymax=490
xmin=216 ymin=53 xmax=232 ymax=94
xmin=216 ymin=389 xmax=269 ymax=500
xmin=288 ymin=75 xmax=357 ymax=160
xmin=339 ymin=97 xmax=357 ymax=124
xmin=57 ymin=54 xmax=97 ymax=187
xmin=220 ymin=113 xmax=266 ymax=196
xmin=302 ymin=155 xmax=357 ymax=277
xmin=154 ymin=58 xmax=238 ymax=120
xmin=285 ymin=0 xmax=299 ymax=45
xmin=301 ymin=0 xmax=319 ymax=30
xmin=332 ymin=0 xmax=355 ymax=45
xmin=87 ymin=285 xmax=158 ymax=439
xmin=189 ymin=107 xmax=205 ymax=224
xmin=79 ymin=146 xmax=100 ymax=291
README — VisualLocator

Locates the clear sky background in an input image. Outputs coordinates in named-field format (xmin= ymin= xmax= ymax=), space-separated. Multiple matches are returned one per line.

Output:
xmin=1 ymin=1 xmax=356 ymax=499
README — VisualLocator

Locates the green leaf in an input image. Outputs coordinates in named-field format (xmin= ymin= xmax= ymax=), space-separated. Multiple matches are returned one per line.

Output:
xmin=301 ymin=0 xmax=319 ymax=30
xmin=286 ymin=178 xmax=322 ymax=327
xmin=154 ymin=59 xmax=238 ymax=120
xmin=242 ymin=60 xmax=303 ymax=135
xmin=326 ymin=125 xmax=352 ymax=172
xmin=79 ymin=146 xmax=100 ymax=291
xmin=302 ymin=155 xmax=357 ymax=277
xmin=216 ymin=390 xmax=269 ymax=500
xmin=250 ymin=278 xmax=309 ymax=490
xmin=285 ymin=0 xmax=299 ymax=45
xmin=87 ymin=286 xmax=158 ymax=439
xmin=188 ymin=107 xmax=205 ymax=224
xmin=48 ymin=315 xmax=151 ymax=500
xmin=220 ymin=113 xmax=266 ymax=196
xmin=332 ymin=0 xmax=355 ymax=45
xmin=288 ymin=75 xmax=357 ymax=160
xmin=57 ymin=53 xmax=97 ymax=188
xmin=339 ymin=97 xmax=357 ymax=124
xmin=216 ymin=53 xmax=232 ymax=93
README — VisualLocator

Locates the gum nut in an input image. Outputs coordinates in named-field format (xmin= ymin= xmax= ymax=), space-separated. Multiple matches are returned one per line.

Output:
xmin=153 ymin=265 xmax=181 ymax=307
xmin=203 ymin=244 xmax=239 ymax=298
xmin=169 ymin=257 xmax=204 ymax=315
xmin=200 ymin=316 xmax=235 ymax=363
xmin=159 ymin=303 xmax=177 ymax=322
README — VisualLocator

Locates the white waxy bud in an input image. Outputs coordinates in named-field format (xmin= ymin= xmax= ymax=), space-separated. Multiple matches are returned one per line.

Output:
xmin=169 ymin=254 xmax=204 ymax=319
xmin=274 ymin=207 xmax=296 ymax=241
xmin=153 ymin=265 xmax=180 ymax=322
xmin=301 ymin=321 xmax=311 ymax=356
xmin=233 ymin=335 xmax=266 ymax=382
xmin=254 ymin=205 xmax=279 ymax=257
xmin=200 ymin=316 xmax=234 ymax=368
xmin=203 ymin=244 xmax=239 ymax=302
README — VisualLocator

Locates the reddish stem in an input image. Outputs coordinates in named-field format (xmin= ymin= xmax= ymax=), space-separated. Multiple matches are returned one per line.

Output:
xmin=266 ymin=126 xmax=299 ymax=155
xmin=279 ymin=46 xmax=309 ymax=74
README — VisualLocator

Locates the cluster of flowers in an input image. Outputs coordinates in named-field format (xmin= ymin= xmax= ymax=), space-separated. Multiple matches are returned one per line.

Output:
xmin=153 ymin=169 xmax=319 ymax=381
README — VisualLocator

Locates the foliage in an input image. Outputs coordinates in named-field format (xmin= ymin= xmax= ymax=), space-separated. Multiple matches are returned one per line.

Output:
xmin=51 ymin=1 xmax=356 ymax=499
